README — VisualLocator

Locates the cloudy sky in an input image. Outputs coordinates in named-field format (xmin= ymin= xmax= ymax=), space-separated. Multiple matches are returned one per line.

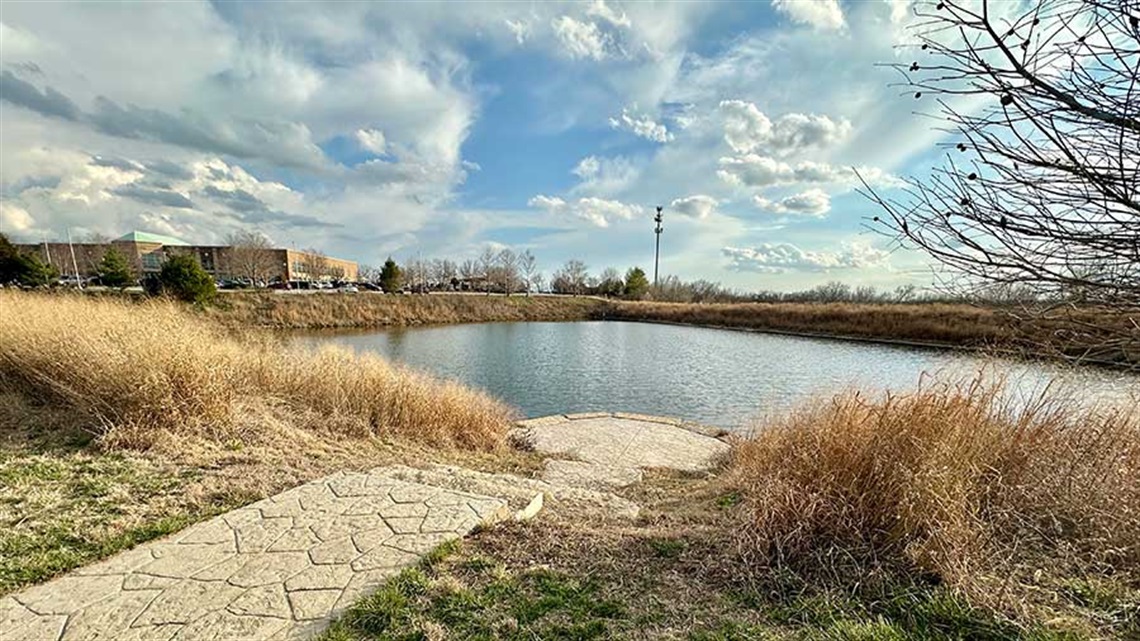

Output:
xmin=0 ymin=0 xmax=947 ymax=291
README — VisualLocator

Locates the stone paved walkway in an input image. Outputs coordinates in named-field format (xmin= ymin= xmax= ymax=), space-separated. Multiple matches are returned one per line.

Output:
xmin=515 ymin=412 xmax=731 ymax=489
xmin=2 ymin=413 xmax=728 ymax=641
xmin=0 ymin=471 xmax=510 ymax=641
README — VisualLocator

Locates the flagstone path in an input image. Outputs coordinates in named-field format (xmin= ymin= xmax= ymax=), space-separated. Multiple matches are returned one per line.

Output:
xmin=0 ymin=471 xmax=512 ymax=641
xmin=1 ymin=414 xmax=730 ymax=641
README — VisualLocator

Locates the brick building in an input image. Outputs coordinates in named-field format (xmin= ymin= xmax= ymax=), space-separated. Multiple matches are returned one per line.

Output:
xmin=16 ymin=231 xmax=358 ymax=283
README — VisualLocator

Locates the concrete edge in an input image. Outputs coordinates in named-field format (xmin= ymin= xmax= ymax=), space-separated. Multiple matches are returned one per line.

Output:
xmin=514 ymin=412 xmax=730 ymax=440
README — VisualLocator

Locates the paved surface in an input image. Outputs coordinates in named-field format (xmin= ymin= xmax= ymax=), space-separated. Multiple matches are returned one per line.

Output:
xmin=515 ymin=413 xmax=730 ymax=487
xmin=0 ymin=471 xmax=509 ymax=641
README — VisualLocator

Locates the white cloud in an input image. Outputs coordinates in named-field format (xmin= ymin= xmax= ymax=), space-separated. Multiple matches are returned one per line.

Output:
xmin=0 ymin=203 xmax=36 ymax=233
xmin=771 ymin=0 xmax=846 ymax=31
xmin=354 ymin=128 xmax=387 ymax=155
xmin=723 ymin=241 xmax=890 ymax=273
xmin=886 ymin=0 xmax=913 ymax=25
xmin=505 ymin=19 xmax=529 ymax=44
xmin=753 ymin=188 xmax=831 ymax=217
xmin=528 ymin=194 xmax=643 ymax=227
xmin=720 ymin=100 xmax=851 ymax=156
xmin=0 ymin=22 xmax=44 ymax=58
xmin=569 ymin=155 xmax=639 ymax=197
xmin=717 ymin=155 xmax=897 ymax=188
xmin=572 ymin=156 xmax=601 ymax=180
xmin=609 ymin=107 xmax=673 ymax=143
xmin=586 ymin=0 xmax=632 ymax=29
xmin=552 ymin=15 xmax=609 ymax=61
xmin=669 ymin=195 xmax=717 ymax=219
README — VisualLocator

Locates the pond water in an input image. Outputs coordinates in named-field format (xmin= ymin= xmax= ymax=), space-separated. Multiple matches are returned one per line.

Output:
xmin=295 ymin=321 xmax=1136 ymax=430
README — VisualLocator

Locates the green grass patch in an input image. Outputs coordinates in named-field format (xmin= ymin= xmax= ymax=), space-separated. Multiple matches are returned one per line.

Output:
xmin=320 ymin=541 xmax=627 ymax=641
xmin=0 ymin=446 xmax=245 ymax=594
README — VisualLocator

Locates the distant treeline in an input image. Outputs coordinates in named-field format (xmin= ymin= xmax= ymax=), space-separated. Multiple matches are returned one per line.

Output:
xmin=365 ymin=250 xmax=1053 ymax=307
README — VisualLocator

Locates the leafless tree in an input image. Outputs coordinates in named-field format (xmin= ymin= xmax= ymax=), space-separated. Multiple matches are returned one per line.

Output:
xmin=551 ymin=259 xmax=589 ymax=296
xmin=431 ymin=259 xmax=458 ymax=290
xmin=864 ymin=0 xmax=1140 ymax=363
xmin=519 ymin=250 xmax=540 ymax=296
xmin=494 ymin=249 xmax=520 ymax=295
xmin=299 ymin=249 xmax=330 ymax=282
xmin=478 ymin=246 xmax=498 ymax=294
xmin=459 ymin=258 xmax=480 ymax=290
xmin=223 ymin=230 xmax=279 ymax=285
xmin=359 ymin=264 xmax=381 ymax=283
xmin=598 ymin=267 xmax=623 ymax=297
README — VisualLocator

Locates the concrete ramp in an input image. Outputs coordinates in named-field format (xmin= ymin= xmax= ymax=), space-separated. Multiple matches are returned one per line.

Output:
xmin=514 ymin=413 xmax=731 ymax=488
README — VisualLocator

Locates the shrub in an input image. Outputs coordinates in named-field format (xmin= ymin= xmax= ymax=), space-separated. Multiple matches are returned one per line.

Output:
xmin=97 ymin=247 xmax=133 ymax=288
xmin=157 ymin=254 xmax=215 ymax=303
xmin=729 ymin=379 xmax=1140 ymax=595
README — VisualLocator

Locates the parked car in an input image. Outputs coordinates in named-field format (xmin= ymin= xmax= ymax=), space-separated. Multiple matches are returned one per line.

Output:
xmin=338 ymin=284 xmax=359 ymax=293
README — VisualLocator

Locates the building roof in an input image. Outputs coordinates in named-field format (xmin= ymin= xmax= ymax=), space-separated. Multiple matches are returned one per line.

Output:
xmin=116 ymin=231 xmax=190 ymax=246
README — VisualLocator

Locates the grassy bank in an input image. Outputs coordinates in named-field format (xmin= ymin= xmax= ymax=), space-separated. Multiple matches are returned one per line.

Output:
xmin=604 ymin=300 xmax=1009 ymax=347
xmin=604 ymin=300 xmax=1139 ymax=366
xmin=207 ymin=291 xmax=604 ymax=329
xmin=0 ymin=291 xmax=537 ymax=593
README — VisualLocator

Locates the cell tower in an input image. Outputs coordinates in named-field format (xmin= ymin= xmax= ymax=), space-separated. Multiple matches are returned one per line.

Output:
xmin=653 ymin=206 xmax=664 ymax=287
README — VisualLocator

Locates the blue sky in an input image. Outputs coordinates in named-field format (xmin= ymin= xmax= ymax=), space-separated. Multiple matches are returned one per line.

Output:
xmin=0 ymin=0 xmax=946 ymax=291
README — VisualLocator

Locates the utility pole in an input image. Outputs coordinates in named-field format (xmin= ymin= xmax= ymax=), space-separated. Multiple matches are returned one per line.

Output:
xmin=653 ymin=206 xmax=664 ymax=287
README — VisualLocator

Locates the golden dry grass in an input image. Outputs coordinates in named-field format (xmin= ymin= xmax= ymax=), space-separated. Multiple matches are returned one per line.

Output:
xmin=209 ymin=291 xmax=604 ymax=329
xmin=729 ymin=378 xmax=1140 ymax=602
xmin=0 ymin=290 xmax=516 ymax=451
xmin=605 ymin=300 xmax=1140 ymax=366
xmin=605 ymin=300 xmax=1013 ymax=346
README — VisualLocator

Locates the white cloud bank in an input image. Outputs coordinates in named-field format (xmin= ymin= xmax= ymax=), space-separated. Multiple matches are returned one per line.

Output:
xmin=753 ymin=188 xmax=830 ymax=217
xmin=720 ymin=100 xmax=851 ymax=156
xmin=528 ymin=194 xmax=644 ymax=227
xmin=723 ymin=241 xmax=890 ymax=273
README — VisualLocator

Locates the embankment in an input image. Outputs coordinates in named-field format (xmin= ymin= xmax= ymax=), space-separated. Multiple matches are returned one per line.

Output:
xmin=207 ymin=291 xmax=605 ymax=329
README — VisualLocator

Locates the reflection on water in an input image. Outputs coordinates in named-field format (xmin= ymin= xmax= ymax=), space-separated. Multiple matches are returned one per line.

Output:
xmin=294 ymin=321 xmax=1137 ymax=430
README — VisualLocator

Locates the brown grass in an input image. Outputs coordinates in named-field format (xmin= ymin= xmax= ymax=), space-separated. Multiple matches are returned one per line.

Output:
xmin=604 ymin=300 xmax=1140 ymax=366
xmin=0 ymin=290 xmax=516 ymax=451
xmin=208 ymin=291 xmax=604 ymax=329
xmin=729 ymin=378 xmax=1140 ymax=602
xmin=605 ymin=300 xmax=1013 ymax=346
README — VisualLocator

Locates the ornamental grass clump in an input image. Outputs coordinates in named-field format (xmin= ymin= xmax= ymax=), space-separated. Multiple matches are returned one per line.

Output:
xmin=730 ymin=378 xmax=1140 ymax=595
xmin=0 ymin=291 xmax=514 ymax=451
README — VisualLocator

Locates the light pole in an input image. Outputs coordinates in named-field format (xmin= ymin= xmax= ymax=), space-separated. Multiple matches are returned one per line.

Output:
xmin=653 ymin=206 xmax=664 ymax=287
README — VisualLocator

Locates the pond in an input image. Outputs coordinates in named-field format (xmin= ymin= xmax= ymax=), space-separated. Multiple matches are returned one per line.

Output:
xmin=295 ymin=321 xmax=1137 ymax=430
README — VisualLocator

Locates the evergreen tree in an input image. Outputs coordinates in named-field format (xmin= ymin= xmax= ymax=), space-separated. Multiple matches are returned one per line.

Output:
xmin=379 ymin=257 xmax=402 ymax=293
xmin=623 ymin=267 xmax=650 ymax=300
xmin=0 ymin=233 xmax=58 ymax=287
xmin=157 ymin=254 xmax=215 ymax=303
xmin=97 ymin=247 xmax=133 ymax=289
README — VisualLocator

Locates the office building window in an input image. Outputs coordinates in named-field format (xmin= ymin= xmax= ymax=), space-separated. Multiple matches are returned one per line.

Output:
xmin=141 ymin=252 xmax=163 ymax=271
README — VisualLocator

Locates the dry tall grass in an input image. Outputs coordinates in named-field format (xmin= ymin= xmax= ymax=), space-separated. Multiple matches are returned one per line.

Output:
xmin=210 ymin=291 xmax=603 ymax=329
xmin=0 ymin=291 xmax=515 ymax=450
xmin=606 ymin=300 xmax=1012 ymax=346
xmin=606 ymin=300 xmax=1140 ymax=367
xmin=730 ymin=379 xmax=1140 ymax=599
